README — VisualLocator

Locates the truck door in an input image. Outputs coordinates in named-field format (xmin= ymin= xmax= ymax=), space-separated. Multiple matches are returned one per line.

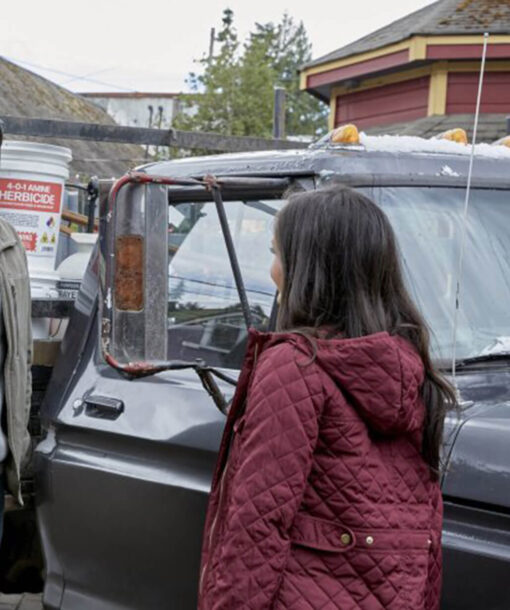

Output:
xmin=440 ymin=401 xmax=510 ymax=610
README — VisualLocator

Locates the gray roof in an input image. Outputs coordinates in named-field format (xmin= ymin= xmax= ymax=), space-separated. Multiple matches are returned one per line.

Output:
xmin=0 ymin=57 xmax=146 ymax=179
xmin=305 ymin=0 xmax=510 ymax=69
xmin=364 ymin=113 xmax=509 ymax=143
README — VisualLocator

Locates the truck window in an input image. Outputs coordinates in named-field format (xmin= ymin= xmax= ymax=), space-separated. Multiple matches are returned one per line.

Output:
xmin=372 ymin=186 xmax=510 ymax=363
xmin=167 ymin=199 xmax=283 ymax=368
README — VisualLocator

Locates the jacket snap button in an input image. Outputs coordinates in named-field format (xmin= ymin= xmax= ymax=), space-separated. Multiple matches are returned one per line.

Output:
xmin=366 ymin=536 xmax=374 ymax=545
xmin=340 ymin=533 xmax=351 ymax=545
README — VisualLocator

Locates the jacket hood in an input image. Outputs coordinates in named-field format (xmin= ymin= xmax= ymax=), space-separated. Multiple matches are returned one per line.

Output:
xmin=304 ymin=331 xmax=425 ymax=436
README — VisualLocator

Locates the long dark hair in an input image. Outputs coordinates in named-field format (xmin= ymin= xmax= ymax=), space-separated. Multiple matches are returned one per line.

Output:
xmin=274 ymin=185 xmax=456 ymax=477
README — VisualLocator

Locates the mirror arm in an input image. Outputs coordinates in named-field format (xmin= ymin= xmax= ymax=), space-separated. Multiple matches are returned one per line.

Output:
xmin=104 ymin=351 xmax=234 ymax=414
xmin=208 ymin=181 xmax=253 ymax=329
xmin=104 ymin=352 xmax=206 ymax=379
xmin=195 ymin=368 xmax=231 ymax=415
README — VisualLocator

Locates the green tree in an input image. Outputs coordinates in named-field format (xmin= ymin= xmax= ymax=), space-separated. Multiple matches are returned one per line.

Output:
xmin=248 ymin=13 xmax=327 ymax=137
xmin=176 ymin=9 xmax=242 ymax=137
xmin=174 ymin=9 xmax=327 ymax=141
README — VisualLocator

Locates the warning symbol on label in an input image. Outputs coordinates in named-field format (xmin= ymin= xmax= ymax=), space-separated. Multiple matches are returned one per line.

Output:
xmin=18 ymin=232 xmax=37 ymax=252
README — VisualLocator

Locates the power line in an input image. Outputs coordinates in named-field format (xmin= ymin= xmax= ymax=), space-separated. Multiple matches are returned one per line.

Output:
xmin=1 ymin=55 xmax=135 ymax=92
xmin=60 ymin=67 xmax=117 ymax=86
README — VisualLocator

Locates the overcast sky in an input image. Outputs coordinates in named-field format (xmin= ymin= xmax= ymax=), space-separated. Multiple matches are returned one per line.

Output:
xmin=0 ymin=0 xmax=433 ymax=93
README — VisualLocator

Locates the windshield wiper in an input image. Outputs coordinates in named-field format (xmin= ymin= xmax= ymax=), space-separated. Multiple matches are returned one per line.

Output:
xmin=454 ymin=353 xmax=510 ymax=370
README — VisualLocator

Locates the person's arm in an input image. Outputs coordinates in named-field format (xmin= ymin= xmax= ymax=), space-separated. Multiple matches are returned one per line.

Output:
xmin=207 ymin=343 xmax=324 ymax=609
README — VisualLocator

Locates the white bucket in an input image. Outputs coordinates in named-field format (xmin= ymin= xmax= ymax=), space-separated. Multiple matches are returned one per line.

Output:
xmin=31 ymin=269 xmax=60 ymax=340
xmin=57 ymin=232 xmax=98 ymax=284
xmin=0 ymin=140 xmax=72 ymax=275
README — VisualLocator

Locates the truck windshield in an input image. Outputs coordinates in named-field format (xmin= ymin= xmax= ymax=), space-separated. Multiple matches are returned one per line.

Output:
xmin=373 ymin=186 xmax=510 ymax=363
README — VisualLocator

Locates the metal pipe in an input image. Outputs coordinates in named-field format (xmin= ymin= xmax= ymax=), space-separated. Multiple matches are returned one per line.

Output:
xmin=86 ymin=176 xmax=99 ymax=232
xmin=210 ymin=184 xmax=253 ymax=329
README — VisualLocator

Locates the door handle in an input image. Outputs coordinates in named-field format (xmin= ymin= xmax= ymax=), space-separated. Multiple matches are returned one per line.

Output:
xmin=84 ymin=395 xmax=124 ymax=420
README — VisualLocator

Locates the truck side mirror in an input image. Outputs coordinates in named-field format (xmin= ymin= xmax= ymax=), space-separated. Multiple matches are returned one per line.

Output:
xmin=100 ymin=177 xmax=168 ymax=365
xmin=99 ymin=172 xmax=287 ymax=413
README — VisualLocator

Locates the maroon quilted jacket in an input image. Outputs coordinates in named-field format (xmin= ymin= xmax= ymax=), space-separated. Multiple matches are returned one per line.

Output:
xmin=198 ymin=329 xmax=442 ymax=610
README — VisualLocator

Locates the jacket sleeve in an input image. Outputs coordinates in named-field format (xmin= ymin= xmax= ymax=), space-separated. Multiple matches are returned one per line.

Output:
xmin=18 ymin=240 xmax=33 ymax=480
xmin=208 ymin=343 xmax=324 ymax=609
xmin=25 ymin=276 xmax=32 ymax=433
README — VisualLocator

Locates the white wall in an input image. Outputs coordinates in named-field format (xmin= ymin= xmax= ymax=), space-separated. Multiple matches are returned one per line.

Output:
xmin=84 ymin=96 xmax=181 ymax=128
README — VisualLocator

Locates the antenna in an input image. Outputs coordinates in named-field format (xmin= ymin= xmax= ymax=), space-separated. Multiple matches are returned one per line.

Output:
xmin=451 ymin=32 xmax=489 ymax=382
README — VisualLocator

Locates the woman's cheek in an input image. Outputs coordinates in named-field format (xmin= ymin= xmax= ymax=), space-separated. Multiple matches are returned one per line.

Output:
xmin=270 ymin=257 xmax=283 ymax=292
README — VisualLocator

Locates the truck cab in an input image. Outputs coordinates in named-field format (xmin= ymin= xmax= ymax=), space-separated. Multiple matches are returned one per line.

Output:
xmin=31 ymin=130 xmax=510 ymax=609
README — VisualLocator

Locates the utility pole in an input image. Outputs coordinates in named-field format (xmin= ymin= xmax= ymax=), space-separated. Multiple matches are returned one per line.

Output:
xmin=209 ymin=28 xmax=215 ymax=63
xmin=272 ymin=87 xmax=286 ymax=139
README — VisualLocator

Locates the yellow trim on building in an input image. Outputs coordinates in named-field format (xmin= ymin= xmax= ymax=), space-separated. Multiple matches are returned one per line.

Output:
xmin=328 ymin=57 xmax=510 ymax=126
xmin=299 ymin=71 xmax=308 ymax=91
xmin=301 ymin=34 xmax=510 ymax=91
xmin=331 ymin=61 xmax=510 ymax=100
xmin=424 ymin=34 xmax=510 ymax=45
xmin=427 ymin=63 xmax=448 ymax=116
xmin=328 ymin=97 xmax=336 ymax=131
xmin=330 ymin=66 xmax=432 ymax=98
xmin=299 ymin=40 xmax=412 ymax=87
xmin=409 ymin=36 xmax=427 ymax=61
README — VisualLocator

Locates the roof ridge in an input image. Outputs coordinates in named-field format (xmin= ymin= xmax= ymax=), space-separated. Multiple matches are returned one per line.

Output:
xmin=303 ymin=0 xmax=510 ymax=70
xmin=303 ymin=1 xmax=443 ymax=69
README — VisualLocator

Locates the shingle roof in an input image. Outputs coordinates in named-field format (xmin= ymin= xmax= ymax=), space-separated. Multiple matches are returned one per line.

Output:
xmin=0 ymin=57 xmax=146 ymax=179
xmin=364 ymin=112 xmax=509 ymax=142
xmin=305 ymin=0 xmax=510 ymax=69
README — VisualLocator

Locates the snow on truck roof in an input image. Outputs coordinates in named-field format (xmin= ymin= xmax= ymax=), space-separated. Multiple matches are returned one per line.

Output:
xmin=315 ymin=124 xmax=510 ymax=160
xmin=360 ymin=133 xmax=510 ymax=160
xmin=144 ymin=123 xmax=510 ymax=180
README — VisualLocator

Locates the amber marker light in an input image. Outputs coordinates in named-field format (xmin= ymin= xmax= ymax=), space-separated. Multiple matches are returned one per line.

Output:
xmin=493 ymin=136 xmax=510 ymax=148
xmin=115 ymin=234 xmax=144 ymax=311
xmin=331 ymin=124 xmax=360 ymax=145
xmin=435 ymin=128 xmax=468 ymax=145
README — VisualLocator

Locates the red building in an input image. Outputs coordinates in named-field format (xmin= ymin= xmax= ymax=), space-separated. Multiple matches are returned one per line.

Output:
xmin=300 ymin=0 xmax=510 ymax=140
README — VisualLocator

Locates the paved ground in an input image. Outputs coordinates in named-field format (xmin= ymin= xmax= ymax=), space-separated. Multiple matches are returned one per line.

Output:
xmin=0 ymin=594 xmax=43 ymax=610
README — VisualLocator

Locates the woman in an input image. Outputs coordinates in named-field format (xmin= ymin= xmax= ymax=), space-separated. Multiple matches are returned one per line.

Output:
xmin=198 ymin=185 xmax=455 ymax=610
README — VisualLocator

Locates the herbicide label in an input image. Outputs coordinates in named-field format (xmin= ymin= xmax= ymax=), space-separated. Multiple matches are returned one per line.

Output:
xmin=0 ymin=178 xmax=63 ymax=258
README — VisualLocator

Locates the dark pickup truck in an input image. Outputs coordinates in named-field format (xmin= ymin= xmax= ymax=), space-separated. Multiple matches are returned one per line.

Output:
xmin=5 ymin=132 xmax=510 ymax=609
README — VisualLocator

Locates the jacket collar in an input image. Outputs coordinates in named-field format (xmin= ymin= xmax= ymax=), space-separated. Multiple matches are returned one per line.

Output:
xmin=0 ymin=219 xmax=18 ymax=253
